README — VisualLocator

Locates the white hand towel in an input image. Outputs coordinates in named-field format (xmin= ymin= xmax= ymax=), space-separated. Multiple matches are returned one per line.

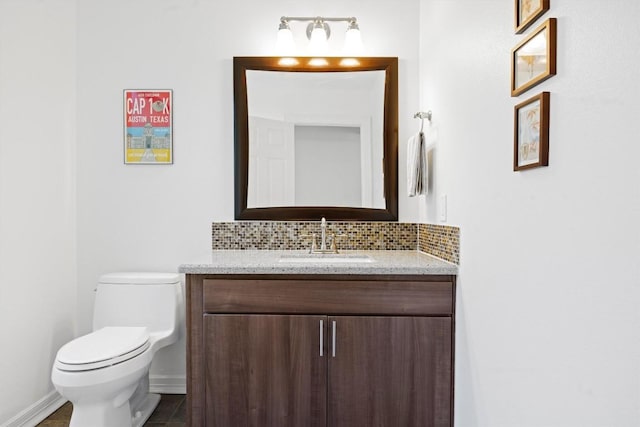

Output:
xmin=407 ymin=132 xmax=430 ymax=197
xmin=407 ymin=133 xmax=421 ymax=196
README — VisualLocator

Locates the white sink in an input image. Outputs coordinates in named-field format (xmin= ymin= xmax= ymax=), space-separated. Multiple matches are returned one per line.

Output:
xmin=279 ymin=254 xmax=374 ymax=264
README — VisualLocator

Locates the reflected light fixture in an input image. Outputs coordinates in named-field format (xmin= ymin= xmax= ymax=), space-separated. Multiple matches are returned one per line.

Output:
xmin=339 ymin=58 xmax=360 ymax=67
xmin=275 ymin=16 xmax=363 ymax=57
xmin=308 ymin=57 xmax=329 ymax=67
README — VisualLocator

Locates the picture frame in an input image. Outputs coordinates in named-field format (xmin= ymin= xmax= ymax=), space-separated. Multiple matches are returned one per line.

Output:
xmin=515 ymin=0 xmax=550 ymax=34
xmin=511 ymin=18 xmax=556 ymax=97
xmin=124 ymin=89 xmax=173 ymax=164
xmin=514 ymin=91 xmax=549 ymax=171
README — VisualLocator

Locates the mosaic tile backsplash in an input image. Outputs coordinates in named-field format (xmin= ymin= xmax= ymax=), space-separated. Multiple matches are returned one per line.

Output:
xmin=212 ymin=221 xmax=460 ymax=265
xmin=418 ymin=223 xmax=460 ymax=265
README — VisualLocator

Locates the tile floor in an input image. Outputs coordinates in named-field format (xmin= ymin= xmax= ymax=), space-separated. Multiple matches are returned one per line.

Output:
xmin=36 ymin=394 xmax=186 ymax=427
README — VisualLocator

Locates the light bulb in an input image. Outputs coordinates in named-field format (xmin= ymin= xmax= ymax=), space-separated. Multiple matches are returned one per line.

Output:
xmin=343 ymin=26 xmax=363 ymax=56
xmin=276 ymin=24 xmax=295 ymax=55
xmin=309 ymin=24 xmax=328 ymax=55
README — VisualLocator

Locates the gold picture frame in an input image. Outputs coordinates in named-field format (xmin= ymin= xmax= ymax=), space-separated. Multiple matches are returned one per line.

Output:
xmin=514 ymin=92 xmax=549 ymax=171
xmin=515 ymin=0 xmax=549 ymax=34
xmin=511 ymin=18 xmax=556 ymax=97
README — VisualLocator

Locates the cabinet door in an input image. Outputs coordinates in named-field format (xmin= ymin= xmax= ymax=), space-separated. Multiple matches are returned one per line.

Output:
xmin=204 ymin=314 xmax=327 ymax=427
xmin=327 ymin=316 xmax=452 ymax=427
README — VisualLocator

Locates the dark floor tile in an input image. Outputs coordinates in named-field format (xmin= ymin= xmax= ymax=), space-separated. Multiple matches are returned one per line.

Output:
xmin=169 ymin=397 xmax=186 ymax=422
xmin=36 ymin=402 xmax=71 ymax=426
xmin=143 ymin=423 xmax=185 ymax=427
xmin=36 ymin=422 xmax=69 ymax=427
xmin=145 ymin=394 xmax=185 ymax=423
xmin=37 ymin=394 xmax=186 ymax=427
xmin=43 ymin=402 xmax=73 ymax=421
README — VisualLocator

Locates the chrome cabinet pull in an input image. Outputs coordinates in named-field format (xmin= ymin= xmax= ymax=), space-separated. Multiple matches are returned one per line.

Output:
xmin=332 ymin=320 xmax=336 ymax=357
xmin=320 ymin=320 xmax=324 ymax=357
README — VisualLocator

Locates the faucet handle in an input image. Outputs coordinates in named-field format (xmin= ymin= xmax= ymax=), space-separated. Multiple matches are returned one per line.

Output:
xmin=329 ymin=233 xmax=347 ymax=253
xmin=299 ymin=233 xmax=318 ymax=253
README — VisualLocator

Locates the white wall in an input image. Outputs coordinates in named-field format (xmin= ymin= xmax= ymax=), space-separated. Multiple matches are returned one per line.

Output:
xmin=419 ymin=1 xmax=640 ymax=426
xmin=0 ymin=0 xmax=77 ymax=424
xmin=75 ymin=0 xmax=421 ymax=386
xmin=295 ymin=126 xmax=362 ymax=206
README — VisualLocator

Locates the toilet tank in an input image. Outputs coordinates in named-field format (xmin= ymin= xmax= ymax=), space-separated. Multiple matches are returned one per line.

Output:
xmin=93 ymin=272 xmax=183 ymax=334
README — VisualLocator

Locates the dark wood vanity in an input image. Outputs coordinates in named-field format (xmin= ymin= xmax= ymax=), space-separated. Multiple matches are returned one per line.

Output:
xmin=186 ymin=273 xmax=456 ymax=427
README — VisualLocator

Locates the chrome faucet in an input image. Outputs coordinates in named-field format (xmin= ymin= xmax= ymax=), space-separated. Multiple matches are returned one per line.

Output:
xmin=301 ymin=217 xmax=341 ymax=254
xmin=320 ymin=217 xmax=328 ymax=252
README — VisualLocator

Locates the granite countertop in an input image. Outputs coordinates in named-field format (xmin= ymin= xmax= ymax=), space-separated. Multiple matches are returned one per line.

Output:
xmin=179 ymin=250 xmax=457 ymax=275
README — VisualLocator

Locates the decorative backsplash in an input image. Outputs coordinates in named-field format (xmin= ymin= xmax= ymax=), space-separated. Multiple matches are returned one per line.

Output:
xmin=212 ymin=221 xmax=460 ymax=264
xmin=211 ymin=221 xmax=417 ymax=251
xmin=418 ymin=224 xmax=460 ymax=265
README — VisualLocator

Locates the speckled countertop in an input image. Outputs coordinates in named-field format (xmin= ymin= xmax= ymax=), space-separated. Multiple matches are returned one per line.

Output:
xmin=179 ymin=250 xmax=457 ymax=275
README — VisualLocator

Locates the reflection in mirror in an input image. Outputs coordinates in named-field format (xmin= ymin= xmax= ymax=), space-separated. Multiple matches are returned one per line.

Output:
xmin=246 ymin=70 xmax=385 ymax=209
xmin=234 ymin=57 xmax=398 ymax=221
xmin=294 ymin=125 xmax=365 ymax=207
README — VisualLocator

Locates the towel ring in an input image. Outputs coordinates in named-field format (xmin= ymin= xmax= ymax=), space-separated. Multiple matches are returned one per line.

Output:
xmin=413 ymin=111 xmax=432 ymax=133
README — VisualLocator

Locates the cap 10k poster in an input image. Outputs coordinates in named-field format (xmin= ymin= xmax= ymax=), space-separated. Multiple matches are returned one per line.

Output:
xmin=124 ymin=89 xmax=173 ymax=164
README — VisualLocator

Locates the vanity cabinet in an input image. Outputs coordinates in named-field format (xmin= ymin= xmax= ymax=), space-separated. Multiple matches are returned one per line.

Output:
xmin=186 ymin=274 xmax=456 ymax=427
xmin=204 ymin=314 xmax=327 ymax=426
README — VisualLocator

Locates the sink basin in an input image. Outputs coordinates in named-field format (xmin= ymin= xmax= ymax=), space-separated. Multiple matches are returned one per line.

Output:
xmin=278 ymin=254 xmax=374 ymax=264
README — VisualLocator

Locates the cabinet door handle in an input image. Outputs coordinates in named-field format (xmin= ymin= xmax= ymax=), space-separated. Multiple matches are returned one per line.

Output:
xmin=332 ymin=320 xmax=336 ymax=358
xmin=320 ymin=320 xmax=324 ymax=357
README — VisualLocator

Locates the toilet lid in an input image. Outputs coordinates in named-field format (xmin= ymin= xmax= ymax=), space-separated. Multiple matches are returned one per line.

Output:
xmin=56 ymin=326 xmax=149 ymax=372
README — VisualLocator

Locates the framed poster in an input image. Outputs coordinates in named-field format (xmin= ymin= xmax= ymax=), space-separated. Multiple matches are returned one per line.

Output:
xmin=124 ymin=89 xmax=173 ymax=164
xmin=511 ymin=18 xmax=556 ymax=97
xmin=514 ymin=91 xmax=549 ymax=171
xmin=515 ymin=0 xmax=550 ymax=34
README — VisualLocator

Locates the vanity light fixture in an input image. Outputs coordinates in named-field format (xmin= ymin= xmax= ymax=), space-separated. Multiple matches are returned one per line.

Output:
xmin=276 ymin=20 xmax=296 ymax=55
xmin=276 ymin=16 xmax=364 ymax=57
xmin=308 ymin=19 xmax=330 ymax=55
xmin=343 ymin=19 xmax=362 ymax=55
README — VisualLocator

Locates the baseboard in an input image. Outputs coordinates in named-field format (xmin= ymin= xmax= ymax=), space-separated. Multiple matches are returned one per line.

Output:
xmin=149 ymin=374 xmax=186 ymax=394
xmin=1 ymin=390 xmax=66 ymax=427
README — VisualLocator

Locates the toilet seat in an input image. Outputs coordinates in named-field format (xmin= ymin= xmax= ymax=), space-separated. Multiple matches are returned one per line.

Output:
xmin=55 ymin=326 xmax=150 ymax=372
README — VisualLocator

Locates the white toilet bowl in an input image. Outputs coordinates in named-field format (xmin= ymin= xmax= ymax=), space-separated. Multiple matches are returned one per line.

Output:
xmin=51 ymin=272 xmax=183 ymax=427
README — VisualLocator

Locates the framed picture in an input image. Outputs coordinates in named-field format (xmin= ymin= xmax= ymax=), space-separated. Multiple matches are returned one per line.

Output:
xmin=511 ymin=18 xmax=556 ymax=97
xmin=515 ymin=0 xmax=550 ymax=34
xmin=124 ymin=89 xmax=173 ymax=164
xmin=514 ymin=91 xmax=549 ymax=171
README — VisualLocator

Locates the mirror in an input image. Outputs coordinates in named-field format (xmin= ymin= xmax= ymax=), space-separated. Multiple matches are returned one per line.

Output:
xmin=234 ymin=57 xmax=398 ymax=221
xmin=246 ymin=70 xmax=386 ymax=210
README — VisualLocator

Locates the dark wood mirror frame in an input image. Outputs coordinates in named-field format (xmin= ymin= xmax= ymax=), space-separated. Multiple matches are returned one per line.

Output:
xmin=234 ymin=56 xmax=398 ymax=221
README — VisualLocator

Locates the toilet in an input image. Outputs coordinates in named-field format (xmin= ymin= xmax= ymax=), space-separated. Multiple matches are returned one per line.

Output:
xmin=51 ymin=272 xmax=183 ymax=427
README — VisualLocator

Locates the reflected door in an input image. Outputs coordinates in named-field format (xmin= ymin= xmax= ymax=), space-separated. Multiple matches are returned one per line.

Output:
xmin=248 ymin=116 xmax=295 ymax=208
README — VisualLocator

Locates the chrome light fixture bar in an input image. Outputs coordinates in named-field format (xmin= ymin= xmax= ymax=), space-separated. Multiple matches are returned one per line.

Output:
xmin=276 ymin=16 xmax=363 ymax=56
